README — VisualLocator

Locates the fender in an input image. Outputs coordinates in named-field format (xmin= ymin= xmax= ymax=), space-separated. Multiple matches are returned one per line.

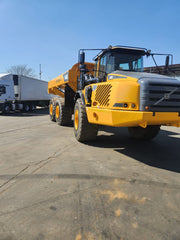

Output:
xmin=74 ymin=90 xmax=85 ymax=105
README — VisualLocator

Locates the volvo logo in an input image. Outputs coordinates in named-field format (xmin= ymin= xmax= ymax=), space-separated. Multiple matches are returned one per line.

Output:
xmin=164 ymin=93 xmax=171 ymax=100
xmin=164 ymin=87 xmax=178 ymax=100
xmin=154 ymin=87 xmax=178 ymax=106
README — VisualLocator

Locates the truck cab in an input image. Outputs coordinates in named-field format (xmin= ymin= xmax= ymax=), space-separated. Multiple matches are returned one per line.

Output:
xmin=0 ymin=74 xmax=15 ymax=112
xmin=95 ymin=46 xmax=144 ymax=79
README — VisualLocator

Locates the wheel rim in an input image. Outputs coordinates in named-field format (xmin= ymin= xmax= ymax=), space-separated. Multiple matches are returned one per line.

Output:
xmin=50 ymin=104 xmax=53 ymax=115
xmin=74 ymin=109 xmax=79 ymax=130
xmin=5 ymin=106 xmax=10 ymax=112
xmin=56 ymin=105 xmax=60 ymax=119
xmin=25 ymin=105 xmax=29 ymax=111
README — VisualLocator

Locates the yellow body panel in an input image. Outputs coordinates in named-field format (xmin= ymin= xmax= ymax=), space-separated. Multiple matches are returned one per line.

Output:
xmin=86 ymin=107 xmax=180 ymax=127
xmin=88 ymin=78 xmax=140 ymax=111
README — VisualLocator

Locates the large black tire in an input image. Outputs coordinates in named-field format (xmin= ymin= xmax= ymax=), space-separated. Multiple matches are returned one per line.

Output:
xmin=23 ymin=104 xmax=30 ymax=112
xmin=3 ymin=103 xmax=11 ymax=114
xmin=55 ymin=98 xmax=72 ymax=126
xmin=128 ymin=125 xmax=160 ymax=140
xmin=49 ymin=100 xmax=56 ymax=122
xmin=30 ymin=104 xmax=36 ymax=111
xmin=74 ymin=98 xmax=98 ymax=142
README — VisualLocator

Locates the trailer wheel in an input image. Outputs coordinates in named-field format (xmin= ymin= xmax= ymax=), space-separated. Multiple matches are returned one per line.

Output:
xmin=55 ymin=98 xmax=72 ymax=126
xmin=23 ymin=104 xmax=30 ymax=112
xmin=3 ymin=104 xmax=10 ymax=114
xmin=128 ymin=125 xmax=160 ymax=140
xmin=30 ymin=104 xmax=36 ymax=111
xmin=49 ymin=101 xmax=56 ymax=122
xmin=74 ymin=98 xmax=98 ymax=142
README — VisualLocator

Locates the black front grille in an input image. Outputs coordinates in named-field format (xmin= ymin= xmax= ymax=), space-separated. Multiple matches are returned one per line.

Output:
xmin=139 ymin=78 xmax=180 ymax=112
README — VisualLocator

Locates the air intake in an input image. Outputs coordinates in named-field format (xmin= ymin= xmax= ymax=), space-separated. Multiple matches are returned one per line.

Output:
xmin=95 ymin=84 xmax=112 ymax=107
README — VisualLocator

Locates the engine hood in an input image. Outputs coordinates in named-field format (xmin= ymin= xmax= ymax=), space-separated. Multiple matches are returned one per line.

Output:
xmin=110 ymin=70 xmax=177 ymax=82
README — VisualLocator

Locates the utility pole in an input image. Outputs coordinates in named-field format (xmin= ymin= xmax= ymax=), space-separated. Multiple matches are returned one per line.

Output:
xmin=39 ymin=64 xmax=42 ymax=80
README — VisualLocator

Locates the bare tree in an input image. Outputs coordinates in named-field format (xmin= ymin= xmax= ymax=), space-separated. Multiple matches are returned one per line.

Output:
xmin=7 ymin=64 xmax=36 ymax=77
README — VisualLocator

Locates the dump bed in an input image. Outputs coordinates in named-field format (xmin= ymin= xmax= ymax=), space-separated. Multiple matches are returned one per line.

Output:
xmin=48 ymin=62 xmax=95 ymax=97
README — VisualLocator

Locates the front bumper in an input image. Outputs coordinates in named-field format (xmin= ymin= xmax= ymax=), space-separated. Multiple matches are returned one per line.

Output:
xmin=86 ymin=107 xmax=180 ymax=127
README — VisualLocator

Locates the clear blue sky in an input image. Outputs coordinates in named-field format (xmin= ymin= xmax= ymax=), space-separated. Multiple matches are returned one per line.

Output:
xmin=0 ymin=0 xmax=180 ymax=81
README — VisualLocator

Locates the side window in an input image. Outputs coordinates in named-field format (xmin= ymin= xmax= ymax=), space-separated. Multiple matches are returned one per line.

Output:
xmin=0 ymin=85 xmax=6 ymax=96
xmin=106 ymin=54 xmax=114 ymax=73
xmin=99 ymin=55 xmax=106 ymax=78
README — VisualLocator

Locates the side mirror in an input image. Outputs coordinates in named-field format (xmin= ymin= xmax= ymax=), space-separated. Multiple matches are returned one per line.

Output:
xmin=79 ymin=52 xmax=85 ymax=65
xmin=165 ymin=55 xmax=169 ymax=69
xmin=146 ymin=49 xmax=151 ymax=56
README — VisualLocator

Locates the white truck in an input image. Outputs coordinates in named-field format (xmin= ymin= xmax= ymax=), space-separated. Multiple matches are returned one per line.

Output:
xmin=0 ymin=73 xmax=51 ymax=113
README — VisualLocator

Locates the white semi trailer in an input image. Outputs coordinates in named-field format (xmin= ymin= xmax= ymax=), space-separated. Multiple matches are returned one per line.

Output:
xmin=0 ymin=73 xmax=51 ymax=113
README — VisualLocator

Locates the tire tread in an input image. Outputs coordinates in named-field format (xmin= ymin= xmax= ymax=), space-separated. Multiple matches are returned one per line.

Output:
xmin=74 ymin=98 xmax=98 ymax=142
xmin=56 ymin=98 xmax=72 ymax=126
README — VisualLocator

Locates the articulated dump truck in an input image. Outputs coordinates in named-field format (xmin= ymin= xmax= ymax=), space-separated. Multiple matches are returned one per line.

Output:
xmin=48 ymin=46 xmax=180 ymax=142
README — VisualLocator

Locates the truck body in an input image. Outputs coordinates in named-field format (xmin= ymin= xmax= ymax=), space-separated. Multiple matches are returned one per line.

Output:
xmin=0 ymin=73 xmax=51 ymax=113
xmin=48 ymin=46 xmax=180 ymax=142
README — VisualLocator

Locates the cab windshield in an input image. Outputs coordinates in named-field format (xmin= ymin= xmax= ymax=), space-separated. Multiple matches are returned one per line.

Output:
xmin=110 ymin=53 xmax=143 ymax=72
xmin=98 ymin=51 xmax=143 ymax=77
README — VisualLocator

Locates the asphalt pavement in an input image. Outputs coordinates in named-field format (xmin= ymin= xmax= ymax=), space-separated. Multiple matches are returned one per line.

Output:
xmin=0 ymin=108 xmax=180 ymax=240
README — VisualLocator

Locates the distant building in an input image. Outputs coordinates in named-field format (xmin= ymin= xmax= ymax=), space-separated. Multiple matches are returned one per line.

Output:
xmin=144 ymin=64 xmax=180 ymax=81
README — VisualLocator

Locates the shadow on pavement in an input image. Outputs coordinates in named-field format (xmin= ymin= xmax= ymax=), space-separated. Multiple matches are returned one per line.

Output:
xmin=88 ymin=126 xmax=180 ymax=173
xmin=0 ymin=107 xmax=49 ymax=117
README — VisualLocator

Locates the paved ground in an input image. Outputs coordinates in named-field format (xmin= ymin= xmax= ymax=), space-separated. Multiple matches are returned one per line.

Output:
xmin=0 ymin=108 xmax=180 ymax=240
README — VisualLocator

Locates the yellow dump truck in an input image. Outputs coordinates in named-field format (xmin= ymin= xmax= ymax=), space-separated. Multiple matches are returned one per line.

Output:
xmin=48 ymin=46 xmax=180 ymax=142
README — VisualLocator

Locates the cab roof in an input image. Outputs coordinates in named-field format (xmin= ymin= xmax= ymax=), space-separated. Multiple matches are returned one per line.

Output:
xmin=94 ymin=45 xmax=148 ymax=61
xmin=0 ymin=73 xmax=12 ymax=78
